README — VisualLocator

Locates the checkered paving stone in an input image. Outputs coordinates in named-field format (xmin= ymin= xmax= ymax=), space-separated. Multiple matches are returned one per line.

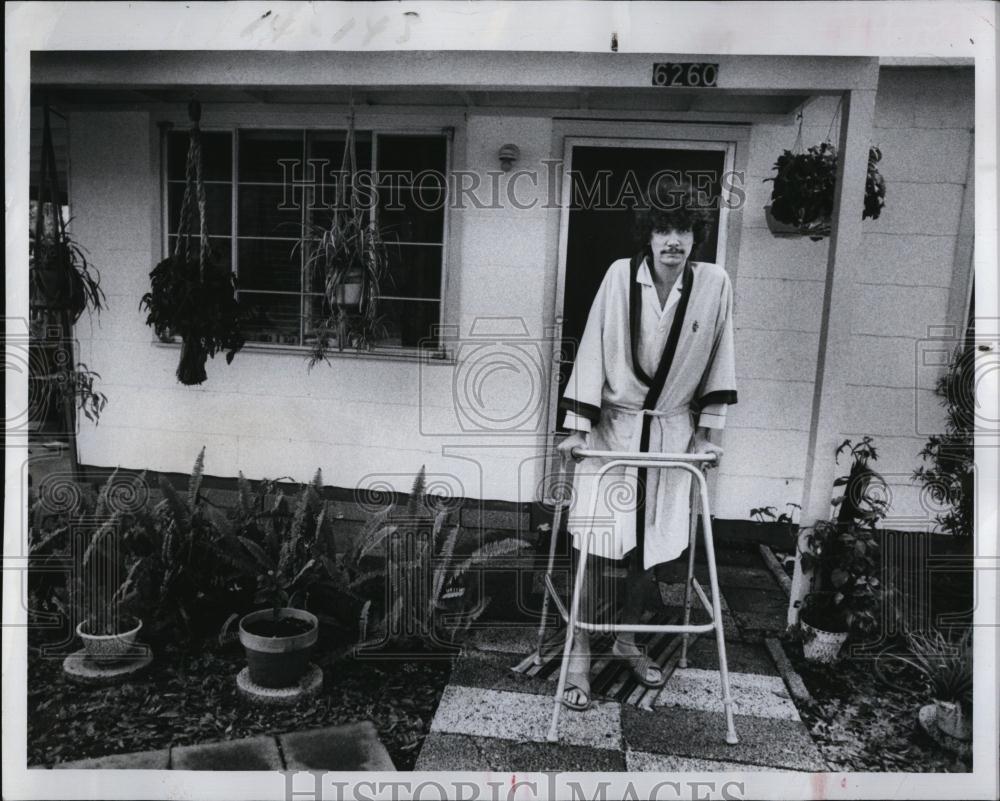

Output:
xmin=625 ymin=751 xmax=803 ymax=772
xmin=414 ymin=546 xmax=829 ymax=772
xmin=654 ymin=668 xmax=799 ymax=720
xmin=430 ymin=686 xmax=622 ymax=750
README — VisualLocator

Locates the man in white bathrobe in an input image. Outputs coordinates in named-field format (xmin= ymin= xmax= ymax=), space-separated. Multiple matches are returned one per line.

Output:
xmin=555 ymin=176 xmax=737 ymax=710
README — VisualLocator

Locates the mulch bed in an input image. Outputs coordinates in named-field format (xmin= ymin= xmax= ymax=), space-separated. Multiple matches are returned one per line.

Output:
xmin=28 ymin=636 xmax=455 ymax=771
xmin=784 ymin=639 xmax=972 ymax=773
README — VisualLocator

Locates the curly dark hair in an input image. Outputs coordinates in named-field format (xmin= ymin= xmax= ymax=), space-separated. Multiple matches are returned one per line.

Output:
xmin=632 ymin=175 xmax=715 ymax=249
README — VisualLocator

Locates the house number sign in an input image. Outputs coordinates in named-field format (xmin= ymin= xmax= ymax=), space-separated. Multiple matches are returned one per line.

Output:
xmin=652 ymin=63 xmax=719 ymax=88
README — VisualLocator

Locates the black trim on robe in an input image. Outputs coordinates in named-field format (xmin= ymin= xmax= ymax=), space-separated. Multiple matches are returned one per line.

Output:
xmin=695 ymin=389 xmax=739 ymax=409
xmin=559 ymin=397 xmax=602 ymax=424
xmin=628 ymin=251 xmax=654 ymax=388
xmin=634 ymin=257 xmax=697 ymax=568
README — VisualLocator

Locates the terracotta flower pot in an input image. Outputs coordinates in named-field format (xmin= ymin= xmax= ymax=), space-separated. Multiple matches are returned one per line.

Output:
xmin=76 ymin=617 xmax=143 ymax=664
xmin=238 ymin=608 xmax=318 ymax=688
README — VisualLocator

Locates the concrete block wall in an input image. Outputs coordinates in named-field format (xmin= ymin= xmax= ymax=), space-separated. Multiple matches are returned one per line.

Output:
xmin=849 ymin=67 xmax=973 ymax=530
xmin=721 ymin=68 xmax=973 ymax=527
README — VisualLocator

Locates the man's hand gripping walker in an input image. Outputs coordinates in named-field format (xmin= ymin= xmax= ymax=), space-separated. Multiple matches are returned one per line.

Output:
xmin=534 ymin=446 xmax=739 ymax=745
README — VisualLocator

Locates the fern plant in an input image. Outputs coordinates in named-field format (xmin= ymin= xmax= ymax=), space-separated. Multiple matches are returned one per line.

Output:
xmin=213 ymin=469 xmax=354 ymax=620
xmin=349 ymin=467 xmax=531 ymax=649
xmin=40 ymin=470 xmax=152 ymax=636
xmin=123 ymin=448 xmax=232 ymax=642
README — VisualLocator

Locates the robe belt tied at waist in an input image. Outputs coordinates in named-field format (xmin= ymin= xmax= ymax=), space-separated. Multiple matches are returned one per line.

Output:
xmin=601 ymin=402 xmax=696 ymax=454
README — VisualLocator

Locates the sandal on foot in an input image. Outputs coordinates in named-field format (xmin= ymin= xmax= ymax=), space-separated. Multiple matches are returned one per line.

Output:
xmin=561 ymin=673 xmax=592 ymax=711
xmin=612 ymin=640 xmax=666 ymax=688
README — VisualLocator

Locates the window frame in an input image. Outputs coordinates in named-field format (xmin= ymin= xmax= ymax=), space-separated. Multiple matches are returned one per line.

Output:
xmin=156 ymin=113 xmax=457 ymax=361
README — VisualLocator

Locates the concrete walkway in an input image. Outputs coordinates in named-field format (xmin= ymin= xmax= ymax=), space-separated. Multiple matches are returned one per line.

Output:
xmin=51 ymin=722 xmax=395 ymax=771
xmin=415 ymin=547 xmax=828 ymax=772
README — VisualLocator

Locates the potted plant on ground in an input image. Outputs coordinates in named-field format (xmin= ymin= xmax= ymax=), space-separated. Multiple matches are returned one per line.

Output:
xmin=764 ymin=140 xmax=886 ymax=241
xmin=795 ymin=437 xmax=891 ymax=662
xmin=47 ymin=472 xmax=151 ymax=663
xmin=215 ymin=471 xmax=336 ymax=688
xmin=897 ymin=627 xmax=973 ymax=744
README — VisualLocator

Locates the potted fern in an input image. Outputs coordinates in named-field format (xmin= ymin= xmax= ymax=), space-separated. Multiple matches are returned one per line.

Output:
xmin=215 ymin=472 xmax=333 ymax=688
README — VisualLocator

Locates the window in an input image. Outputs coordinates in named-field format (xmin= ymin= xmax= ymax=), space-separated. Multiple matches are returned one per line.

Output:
xmin=165 ymin=127 xmax=448 ymax=351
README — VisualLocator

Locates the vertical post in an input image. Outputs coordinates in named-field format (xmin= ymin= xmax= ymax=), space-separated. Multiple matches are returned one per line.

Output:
xmin=790 ymin=82 xmax=879 ymax=627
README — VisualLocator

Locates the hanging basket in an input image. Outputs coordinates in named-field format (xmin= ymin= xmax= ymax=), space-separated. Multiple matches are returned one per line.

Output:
xmin=141 ymin=101 xmax=245 ymax=385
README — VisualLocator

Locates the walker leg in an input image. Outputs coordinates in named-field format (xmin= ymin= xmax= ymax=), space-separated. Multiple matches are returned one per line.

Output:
xmin=535 ymin=459 xmax=569 ymax=666
xmin=548 ymin=535 xmax=592 ymax=742
xmin=679 ymin=477 xmax=699 ymax=669
xmin=697 ymin=477 xmax=739 ymax=745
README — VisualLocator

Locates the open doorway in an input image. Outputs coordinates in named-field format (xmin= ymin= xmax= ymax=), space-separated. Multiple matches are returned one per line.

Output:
xmin=553 ymin=138 xmax=735 ymax=432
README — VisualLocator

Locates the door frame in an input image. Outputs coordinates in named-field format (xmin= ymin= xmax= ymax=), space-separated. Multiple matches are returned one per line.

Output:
xmin=542 ymin=121 xmax=751 ymax=493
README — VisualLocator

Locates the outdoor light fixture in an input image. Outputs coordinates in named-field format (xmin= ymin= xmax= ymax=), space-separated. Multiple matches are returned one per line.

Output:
xmin=498 ymin=143 xmax=520 ymax=172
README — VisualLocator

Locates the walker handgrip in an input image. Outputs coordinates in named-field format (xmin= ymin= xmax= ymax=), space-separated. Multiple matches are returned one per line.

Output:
xmin=570 ymin=447 xmax=718 ymax=463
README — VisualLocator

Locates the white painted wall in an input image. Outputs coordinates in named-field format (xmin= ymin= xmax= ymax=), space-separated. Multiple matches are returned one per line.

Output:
xmin=68 ymin=67 xmax=973 ymax=528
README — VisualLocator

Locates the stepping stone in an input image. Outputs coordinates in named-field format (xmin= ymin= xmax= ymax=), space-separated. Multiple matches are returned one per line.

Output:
xmin=452 ymin=649 xmax=557 ymax=697
xmin=430 ymin=685 xmax=622 ymax=750
xmin=655 ymin=668 xmax=800 ymax=721
xmin=683 ymin=639 xmax=778 ymax=676
xmin=464 ymin=626 xmax=540 ymax=655
xmin=279 ymin=722 xmax=395 ymax=771
xmin=62 ymin=648 xmax=153 ymax=686
xmin=621 ymin=705 xmax=827 ymax=771
xmin=52 ymin=749 xmax=169 ymax=770
xmin=171 ymin=735 xmax=283 ymax=771
xmin=626 ymin=750 xmax=801 ymax=772
xmin=236 ymin=663 xmax=323 ymax=707
xmin=415 ymin=732 xmax=626 ymax=772
xmin=717 ymin=565 xmax=780 ymax=590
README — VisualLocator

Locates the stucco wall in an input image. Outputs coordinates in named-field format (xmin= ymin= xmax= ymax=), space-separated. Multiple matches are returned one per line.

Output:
xmin=68 ymin=66 xmax=973 ymax=527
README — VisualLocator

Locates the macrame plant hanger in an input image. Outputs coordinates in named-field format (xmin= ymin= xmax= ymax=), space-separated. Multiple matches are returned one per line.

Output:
xmin=173 ymin=100 xmax=212 ymax=384
xmin=34 ymin=98 xmax=80 ymax=479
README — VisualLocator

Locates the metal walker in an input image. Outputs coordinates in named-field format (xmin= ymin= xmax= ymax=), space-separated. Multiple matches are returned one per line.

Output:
xmin=534 ymin=447 xmax=739 ymax=745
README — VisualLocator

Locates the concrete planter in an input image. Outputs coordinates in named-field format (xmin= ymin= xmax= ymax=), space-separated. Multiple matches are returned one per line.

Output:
xmin=239 ymin=608 xmax=318 ymax=689
xmin=800 ymin=620 xmax=848 ymax=663
xmin=76 ymin=617 xmax=143 ymax=664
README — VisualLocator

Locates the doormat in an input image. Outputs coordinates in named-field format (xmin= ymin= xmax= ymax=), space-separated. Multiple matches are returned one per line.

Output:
xmin=510 ymin=607 xmax=705 ymax=711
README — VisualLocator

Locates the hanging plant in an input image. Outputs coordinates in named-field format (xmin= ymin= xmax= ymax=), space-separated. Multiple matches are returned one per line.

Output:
xmin=763 ymin=109 xmax=886 ymax=241
xmin=141 ymin=102 xmax=246 ymax=386
xmin=30 ymin=104 xmax=105 ymax=323
xmin=300 ymin=113 xmax=394 ymax=366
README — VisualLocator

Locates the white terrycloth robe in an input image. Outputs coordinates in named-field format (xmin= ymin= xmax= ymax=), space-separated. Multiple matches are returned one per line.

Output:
xmin=560 ymin=254 xmax=738 ymax=569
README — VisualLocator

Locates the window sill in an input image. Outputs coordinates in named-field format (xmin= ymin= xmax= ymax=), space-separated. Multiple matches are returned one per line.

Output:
xmin=151 ymin=338 xmax=456 ymax=365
